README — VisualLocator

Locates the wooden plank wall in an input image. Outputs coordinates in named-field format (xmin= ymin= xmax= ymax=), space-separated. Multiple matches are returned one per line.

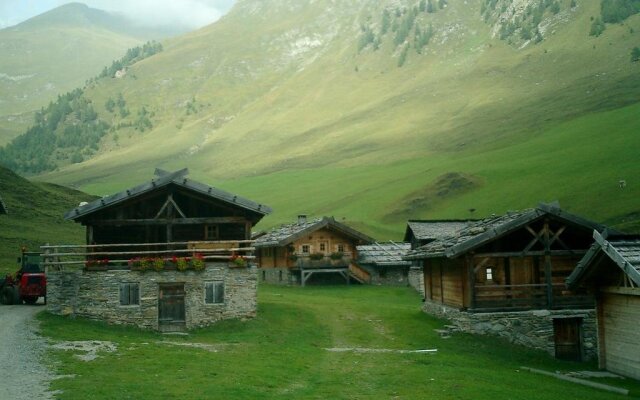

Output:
xmin=602 ymin=292 xmax=640 ymax=380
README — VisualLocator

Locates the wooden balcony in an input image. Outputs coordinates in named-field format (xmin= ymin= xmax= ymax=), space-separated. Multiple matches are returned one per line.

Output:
xmin=41 ymin=240 xmax=255 ymax=271
xmin=472 ymin=283 xmax=594 ymax=312
xmin=294 ymin=252 xmax=353 ymax=269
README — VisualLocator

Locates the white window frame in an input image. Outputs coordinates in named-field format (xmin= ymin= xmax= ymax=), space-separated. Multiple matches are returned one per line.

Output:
xmin=205 ymin=281 xmax=225 ymax=305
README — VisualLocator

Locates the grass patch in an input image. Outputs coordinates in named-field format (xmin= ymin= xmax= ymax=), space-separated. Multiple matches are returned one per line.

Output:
xmin=39 ymin=285 xmax=640 ymax=399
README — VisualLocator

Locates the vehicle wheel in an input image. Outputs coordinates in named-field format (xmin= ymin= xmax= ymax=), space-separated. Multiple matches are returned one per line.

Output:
xmin=23 ymin=296 xmax=37 ymax=305
xmin=1 ymin=286 xmax=16 ymax=305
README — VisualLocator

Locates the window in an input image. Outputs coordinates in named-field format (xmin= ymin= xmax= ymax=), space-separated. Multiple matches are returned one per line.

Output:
xmin=301 ymin=244 xmax=310 ymax=254
xmin=486 ymin=267 xmax=493 ymax=281
xmin=319 ymin=243 xmax=326 ymax=252
xmin=337 ymin=244 xmax=345 ymax=252
xmin=205 ymin=225 xmax=219 ymax=240
xmin=205 ymin=281 xmax=224 ymax=304
xmin=119 ymin=283 xmax=140 ymax=306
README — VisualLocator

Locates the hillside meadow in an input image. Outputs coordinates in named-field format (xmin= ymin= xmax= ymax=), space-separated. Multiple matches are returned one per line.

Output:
xmin=39 ymin=285 xmax=640 ymax=399
xmin=28 ymin=0 xmax=640 ymax=238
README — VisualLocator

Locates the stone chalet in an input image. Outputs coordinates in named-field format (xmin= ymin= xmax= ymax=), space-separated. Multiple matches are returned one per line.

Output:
xmin=45 ymin=168 xmax=272 ymax=332
xmin=254 ymin=215 xmax=374 ymax=286
xmin=405 ymin=202 xmax=614 ymax=360
xmin=567 ymin=231 xmax=640 ymax=379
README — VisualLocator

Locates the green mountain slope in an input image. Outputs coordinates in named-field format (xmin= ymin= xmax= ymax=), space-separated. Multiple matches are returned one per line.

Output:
xmin=0 ymin=2 xmax=178 ymax=145
xmin=0 ymin=166 xmax=94 ymax=275
xmin=5 ymin=0 xmax=640 ymax=238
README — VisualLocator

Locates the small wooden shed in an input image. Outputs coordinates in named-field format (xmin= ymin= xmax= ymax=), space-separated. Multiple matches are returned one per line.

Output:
xmin=566 ymin=231 xmax=640 ymax=379
xmin=404 ymin=203 xmax=611 ymax=360
xmin=254 ymin=215 xmax=374 ymax=285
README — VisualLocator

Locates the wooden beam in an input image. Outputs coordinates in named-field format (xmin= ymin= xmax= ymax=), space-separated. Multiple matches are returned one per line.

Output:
xmin=472 ymin=250 xmax=587 ymax=258
xmin=543 ymin=219 xmax=553 ymax=308
xmin=88 ymin=217 xmax=248 ymax=226
xmin=467 ymin=255 xmax=475 ymax=310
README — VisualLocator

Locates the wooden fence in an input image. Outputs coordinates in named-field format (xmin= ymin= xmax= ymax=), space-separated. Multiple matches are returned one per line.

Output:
xmin=41 ymin=240 xmax=255 ymax=270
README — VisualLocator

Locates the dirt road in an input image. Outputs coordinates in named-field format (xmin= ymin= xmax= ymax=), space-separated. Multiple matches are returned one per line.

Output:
xmin=0 ymin=304 xmax=55 ymax=399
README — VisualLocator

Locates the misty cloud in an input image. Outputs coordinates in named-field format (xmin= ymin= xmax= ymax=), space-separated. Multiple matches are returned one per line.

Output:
xmin=81 ymin=0 xmax=235 ymax=29
xmin=0 ymin=0 xmax=236 ymax=30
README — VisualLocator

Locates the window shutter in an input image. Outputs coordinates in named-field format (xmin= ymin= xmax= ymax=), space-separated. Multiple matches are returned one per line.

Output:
xmin=205 ymin=282 xmax=214 ymax=304
xmin=214 ymin=282 xmax=224 ymax=304
xmin=120 ymin=283 xmax=129 ymax=305
xmin=131 ymin=284 xmax=139 ymax=305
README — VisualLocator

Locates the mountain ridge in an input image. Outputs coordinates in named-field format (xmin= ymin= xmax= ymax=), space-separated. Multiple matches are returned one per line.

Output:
xmin=2 ymin=0 xmax=639 ymax=238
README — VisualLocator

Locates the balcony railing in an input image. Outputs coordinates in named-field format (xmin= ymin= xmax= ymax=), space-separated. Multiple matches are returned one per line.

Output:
xmin=41 ymin=240 xmax=255 ymax=270
xmin=473 ymin=283 xmax=594 ymax=311
xmin=294 ymin=252 xmax=353 ymax=269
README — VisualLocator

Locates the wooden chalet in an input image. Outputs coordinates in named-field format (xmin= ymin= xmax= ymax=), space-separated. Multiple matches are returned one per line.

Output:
xmin=356 ymin=242 xmax=412 ymax=286
xmin=0 ymin=194 xmax=7 ymax=215
xmin=45 ymin=168 xmax=272 ymax=332
xmin=567 ymin=231 xmax=640 ymax=379
xmin=405 ymin=203 xmax=611 ymax=360
xmin=254 ymin=215 xmax=374 ymax=286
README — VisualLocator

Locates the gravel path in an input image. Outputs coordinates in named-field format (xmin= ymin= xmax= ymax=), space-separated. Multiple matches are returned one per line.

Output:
xmin=0 ymin=304 xmax=55 ymax=400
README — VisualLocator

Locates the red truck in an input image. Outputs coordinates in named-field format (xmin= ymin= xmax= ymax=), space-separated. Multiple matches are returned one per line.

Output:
xmin=0 ymin=251 xmax=46 ymax=305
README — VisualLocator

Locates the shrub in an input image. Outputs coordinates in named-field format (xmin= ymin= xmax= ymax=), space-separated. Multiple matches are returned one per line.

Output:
xmin=309 ymin=252 xmax=325 ymax=261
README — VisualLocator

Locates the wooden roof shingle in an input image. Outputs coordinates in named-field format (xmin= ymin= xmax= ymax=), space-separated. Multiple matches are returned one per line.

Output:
xmin=254 ymin=216 xmax=374 ymax=247
xmin=357 ymin=242 xmax=412 ymax=266
xmin=404 ymin=220 xmax=473 ymax=242
xmin=404 ymin=203 xmax=610 ymax=260
xmin=64 ymin=168 xmax=272 ymax=221
xmin=566 ymin=230 xmax=640 ymax=288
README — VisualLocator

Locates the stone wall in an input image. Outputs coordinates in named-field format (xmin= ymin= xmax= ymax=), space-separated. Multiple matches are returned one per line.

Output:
xmin=422 ymin=301 xmax=597 ymax=360
xmin=408 ymin=266 xmax=425 ymax=297
xmin=259 ymin=268 xmax=299 ymax=285
xmin=47 ymin=263 xmax=257 ymax=330
xmin=360 ymin=265 xmax=411 ymax=286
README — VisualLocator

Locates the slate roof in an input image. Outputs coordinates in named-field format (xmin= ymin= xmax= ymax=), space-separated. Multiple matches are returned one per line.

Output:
xmin=357 ymin=242 xmax=412 ymax=266
xmin=404 ymin=202 xmax=610 ymax=260
xmin=566 ymin=230 xmax=640 ymax=288
xmin=404 ymin=220 xmax=473 ymax=242
xmin=0 ymin=194 xmax=7 ymax=215
xmin=254 ymin=216 xmax=374 ymax=247
xmin=64 ymin=168 xmax=272 ymax=221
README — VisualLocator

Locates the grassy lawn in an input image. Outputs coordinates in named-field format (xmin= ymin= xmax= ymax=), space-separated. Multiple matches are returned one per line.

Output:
xmin=39 ymin=285 xmax=640 ymax=399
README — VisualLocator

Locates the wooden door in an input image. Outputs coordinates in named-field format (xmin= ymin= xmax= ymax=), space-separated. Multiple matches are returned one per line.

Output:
xmin=158 ymin=284 xmax=186 ymax=332
xmin=553 ymin=318 xmax=582 ymax=361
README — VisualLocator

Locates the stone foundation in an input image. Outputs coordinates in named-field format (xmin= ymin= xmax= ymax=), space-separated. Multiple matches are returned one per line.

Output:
xmin=361 ymin=265 xmax=411 ymax=286
xmin=259 ymin=268 xmax=299 ymax=285
xmin=47 ymin=263 xmax=257 ymax=330
xmin=422 ymin=301 xmax=597 ymax=360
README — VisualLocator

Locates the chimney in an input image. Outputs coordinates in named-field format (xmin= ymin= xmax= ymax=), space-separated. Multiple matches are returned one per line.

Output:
xmin=298 ymin=214 xmax=307 ymax=224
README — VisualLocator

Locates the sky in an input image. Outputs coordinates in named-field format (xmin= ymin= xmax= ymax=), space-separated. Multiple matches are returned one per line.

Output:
xmin=0 ymin=0 xmax=236 ymax=30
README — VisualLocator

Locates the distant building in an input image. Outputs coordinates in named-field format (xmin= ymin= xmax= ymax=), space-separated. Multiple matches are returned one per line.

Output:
xmin=0 ymin=194 xmax=6 ymax=215
xmin=403 ymin=220 xmax=474 ymax=295
xmin=46 ymin=168 xmax=271 ymax=332
xmin=254 ymin=215 xmax=374 ymax=286
xmin=356 ymin=242 xmax=412 ymax=286
xmin=567 ymin=231 xmax=640 ymax=379
xmin=405 ymin=202 xmax=613 ymax=360
xmin=403 ymin=220 xmax=473 ymax=249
